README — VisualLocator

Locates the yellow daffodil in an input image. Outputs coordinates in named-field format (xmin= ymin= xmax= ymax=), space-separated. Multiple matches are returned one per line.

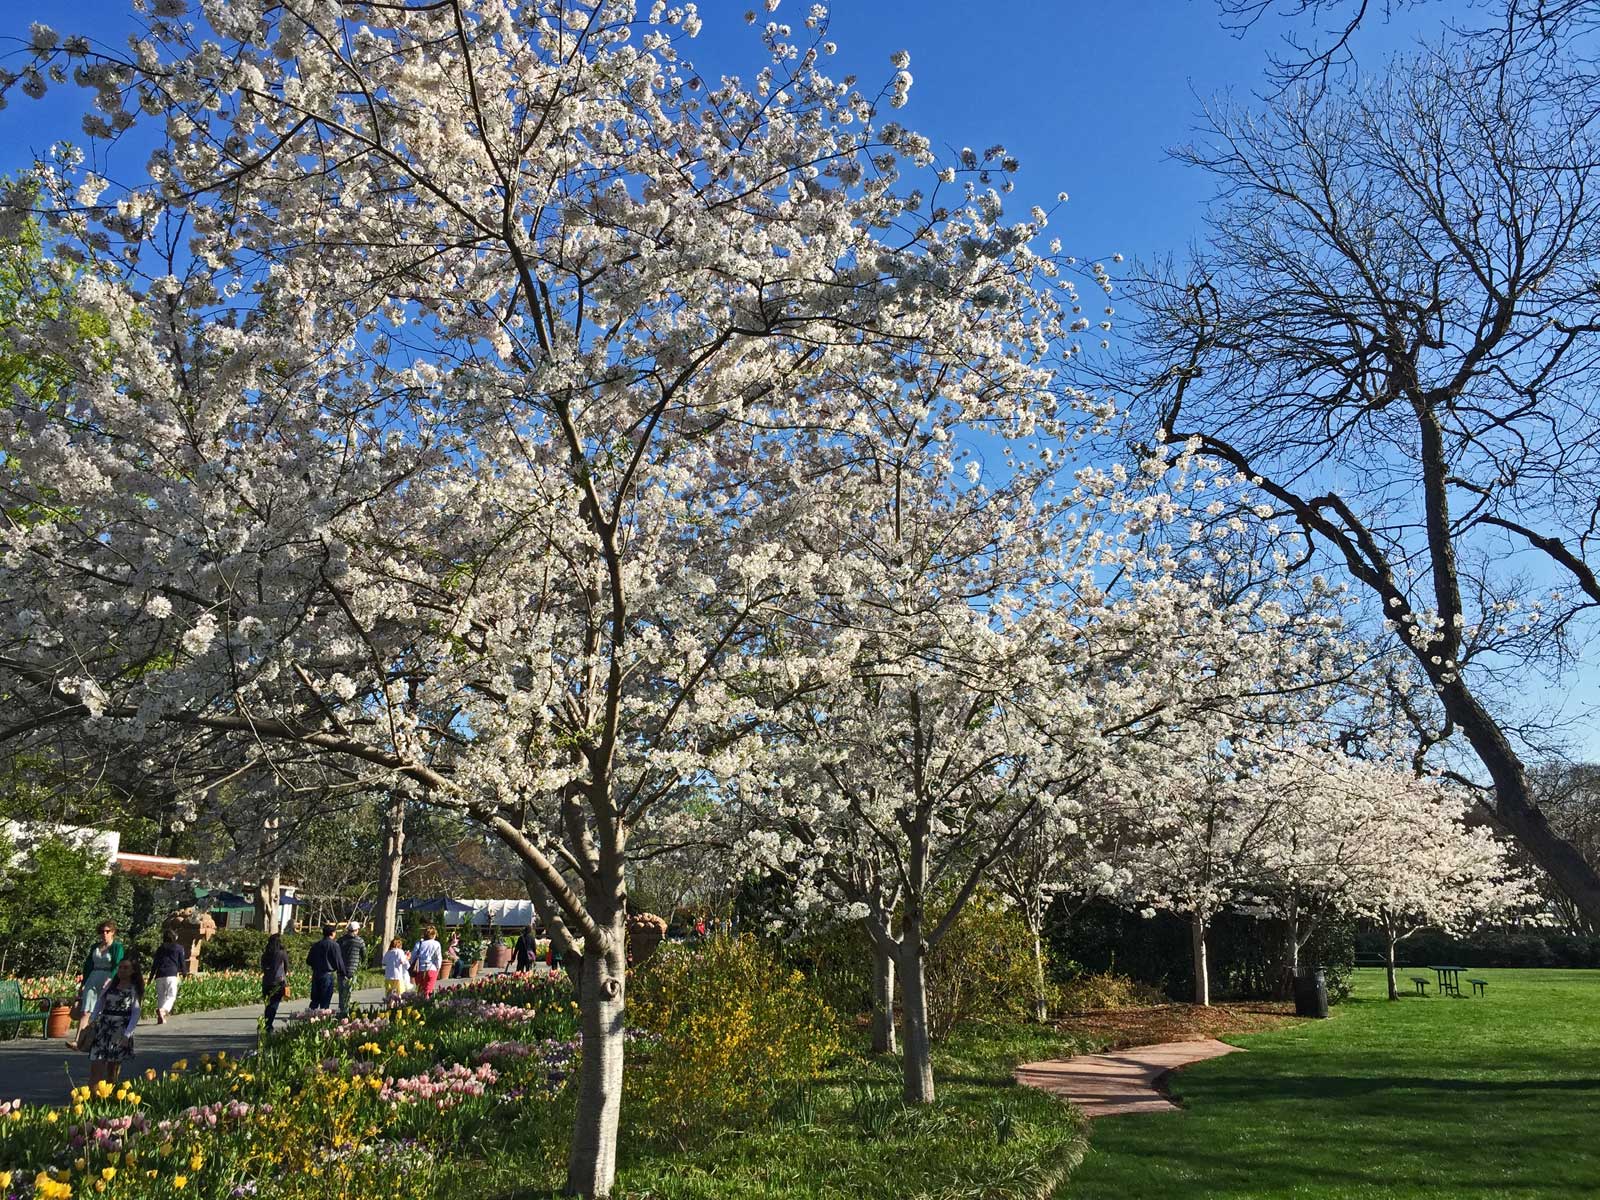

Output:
xmin=173 ymin=1175 xmax=188 ymax=1190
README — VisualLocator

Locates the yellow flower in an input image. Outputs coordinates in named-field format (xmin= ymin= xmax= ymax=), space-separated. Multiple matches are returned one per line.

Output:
xmin=95 ymin=1183 xmax=106 ymax=1194
xmin=45 ymin=1110 xmax=59 ymax=1123
xmin=189 ymin=1154 xmax=204 ymax=1172
xmin=0 ymin=1172 xmax=10 ymax=1189
xmin=74 ymin=1158 xmax=87 ymax=1172
xmin=173 ymin=1175 xmax=188 ymax=1190
xmin=94 ymin=1080 xmax=115 ymax=1099
xmin=72 ymin=1104 xmax=84 ymax=1117
xmin=215 ymin=1050 xmax=226 ymax=1061
xmin=171 ymin=1058 xmax=187 ymax=1071
xmin=124 ymin=1152 xmax=137 ymax=1167
xmin=144 ymin=1068 xmax=157 ymax=1081
xmin=101 ymin=1167 xmax=117 ymax=1181
xmin=113 ymin=1088 xmax=127 ymax=1102
xmin=127 ymin=1093 xmax=141 ymax=1105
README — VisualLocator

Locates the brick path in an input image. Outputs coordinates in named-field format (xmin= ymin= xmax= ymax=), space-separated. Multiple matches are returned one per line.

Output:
xmin=1015 ymin=1038 xmax=1242 ymax=1117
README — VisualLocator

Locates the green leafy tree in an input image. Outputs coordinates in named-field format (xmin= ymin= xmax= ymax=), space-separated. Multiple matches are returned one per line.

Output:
xmin=0 ymin=834 xmax=112 ymax=977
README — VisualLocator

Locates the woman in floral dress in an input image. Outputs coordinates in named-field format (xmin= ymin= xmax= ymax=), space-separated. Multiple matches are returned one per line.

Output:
xmin=88 ymin=956 xmax=143 ymax=1087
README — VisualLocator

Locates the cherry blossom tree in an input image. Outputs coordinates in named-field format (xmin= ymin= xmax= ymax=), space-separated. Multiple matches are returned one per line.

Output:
xmin=0 ymin=3 xmax=1100 ymax=1191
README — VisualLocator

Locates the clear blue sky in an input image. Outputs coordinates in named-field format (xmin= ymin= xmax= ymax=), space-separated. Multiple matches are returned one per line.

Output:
xmin=8 ymin=0 xmax=1588 ymax=754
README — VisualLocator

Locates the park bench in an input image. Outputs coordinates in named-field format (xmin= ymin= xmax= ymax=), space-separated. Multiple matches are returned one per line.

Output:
xmin=0 ymin=980 xmax=48 ymax=1036
xmin=1469 ymin=978 xmax=1488 ymax=997
xmin=1409 ymin=976 xmax=1430 ymax=996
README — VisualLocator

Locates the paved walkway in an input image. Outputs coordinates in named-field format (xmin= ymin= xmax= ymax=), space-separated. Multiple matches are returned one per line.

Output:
xmin=1015 ymin=1038 xmax=1242 ymax=1117
xmin=0 ymin=969 xmax=536 ymax=1106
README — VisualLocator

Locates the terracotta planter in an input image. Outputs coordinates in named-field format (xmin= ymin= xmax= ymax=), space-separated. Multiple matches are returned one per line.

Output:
xmin=485 ymin=944 xmax=512 ymax=969
xmin=46 ymin=1004 xmax=72 ymax=1039
xmin=465 ymin=962 xmax=481 ymax=979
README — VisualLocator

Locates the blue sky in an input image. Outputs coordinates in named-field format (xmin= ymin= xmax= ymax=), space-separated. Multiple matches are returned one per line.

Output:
xmin=4 ymin=0 xmax=1589 ymax=754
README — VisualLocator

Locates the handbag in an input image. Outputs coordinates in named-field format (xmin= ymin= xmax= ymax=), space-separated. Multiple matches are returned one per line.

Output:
xmin=73 ymin=1024 xmax=94 ymax=1053
xmin=281 ymin=978 xmax=293 ymax=1001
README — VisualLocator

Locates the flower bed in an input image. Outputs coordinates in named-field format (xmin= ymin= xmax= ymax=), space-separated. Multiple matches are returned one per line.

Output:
xmin=0 ymin=973 xmax=579 ymax=1199
xmin=12 ymin=970 xmax=384 ymax=1018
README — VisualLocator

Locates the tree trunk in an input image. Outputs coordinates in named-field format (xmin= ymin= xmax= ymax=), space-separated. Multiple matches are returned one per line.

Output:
xmin=565 ymin=910 xmax=627 ymax=1198
xmin=1386 ymin=932 xmax=1400 ymax=1002
xmin=896 ymin=940 xmax=935 ymax=1104
xmin=1031 ymin=927 xmax=1050 ymax=1023
xmin=254 ymin=871 xmax=281 ymax=935
xmin=375 ymin=789 xmax=406 ymax=953
xmin=1191 ymin=912 xmax=1210 ymax=1007
xmin=870 ymin=938 xmax=897 ymax=1055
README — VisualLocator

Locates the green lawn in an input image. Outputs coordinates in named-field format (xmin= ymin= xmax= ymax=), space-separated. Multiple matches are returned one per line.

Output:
xmin=1067 ymin=968 xmax=1600 ymax=1198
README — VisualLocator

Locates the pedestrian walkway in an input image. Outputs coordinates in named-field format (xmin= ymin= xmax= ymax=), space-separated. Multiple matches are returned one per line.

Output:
xmin=0 ymin=969 xmax=529 ymax=1106
xmin=1014 ymin=1038 xmax=1242 ymax=1117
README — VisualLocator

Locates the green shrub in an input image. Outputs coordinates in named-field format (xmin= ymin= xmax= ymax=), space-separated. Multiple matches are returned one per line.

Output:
xmin=925 ymin=897 xmax=1043 ymax=1036
xmin=629 ymin=934 xmax=842 ymax=1142
xmin=202 ymin=928 xmax=319 ymax=971
xmin=1056 ymin=971 xmax=1168 ymax=1012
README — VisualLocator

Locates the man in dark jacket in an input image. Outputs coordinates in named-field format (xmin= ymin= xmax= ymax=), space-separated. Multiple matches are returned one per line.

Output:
xmin=306 ymin=924 xmax=347 ymax=1012
xmin=512 ymin=925 xmax=539 ymax=972
xmin=335 ymin=921 xmax=367 ymax=1016
xmin=151 ymin=931 xmax=186 ymax=1024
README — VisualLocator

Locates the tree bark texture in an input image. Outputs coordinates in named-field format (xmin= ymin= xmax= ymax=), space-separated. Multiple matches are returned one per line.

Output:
xmin=374 ymin=790 xmax=406 ymax=953
xmin=1385 ymin=933 xmax=1400 ymax=1002
xmin=1191 ymin=912 xmax=1211 ymax=1007
xmin=1031 ymin=928 xmax=1050 ymax=1023
xmin=870 ymin=939 xmax=897 ymax=1055
xmin=564 ymin=912 xmax=628 ymax=1198
xmin=896 ymin=939 xmax=935 ymax=1104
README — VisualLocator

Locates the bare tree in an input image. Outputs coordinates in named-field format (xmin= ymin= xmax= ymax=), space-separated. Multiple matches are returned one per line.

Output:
xmin=1107 ymin=36 xmax=1600 ymax=923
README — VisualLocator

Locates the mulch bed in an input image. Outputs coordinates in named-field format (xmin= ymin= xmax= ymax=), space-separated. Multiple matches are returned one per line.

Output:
xmin=1054 ymin=1001 xmax=1299 ymax=1050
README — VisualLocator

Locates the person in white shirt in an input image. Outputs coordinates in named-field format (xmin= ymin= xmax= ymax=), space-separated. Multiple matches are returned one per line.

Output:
xmin=410 ymin=926 xmax=443 ymax=998
xmin=382 ymin=937 xmax=411 ymax=1008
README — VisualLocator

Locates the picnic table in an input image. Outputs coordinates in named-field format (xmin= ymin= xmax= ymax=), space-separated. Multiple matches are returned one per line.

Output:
xmin=1428 ymin=965 xmax=1467 ymax=997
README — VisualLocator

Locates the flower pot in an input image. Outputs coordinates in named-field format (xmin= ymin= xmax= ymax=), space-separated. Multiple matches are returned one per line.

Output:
xmin=46 ymin=1003 xmax=72 ymax=1039
xmin=466 ymin=962 xmax=481 ymax=979
xmin=485 ymin=944 xmax=512 ymax=969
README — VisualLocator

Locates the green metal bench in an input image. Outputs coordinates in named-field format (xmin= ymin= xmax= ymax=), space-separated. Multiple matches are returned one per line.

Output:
xmin=0 ymin=979 xmax=48 ymax=1036
xmin=1469 ymin=977 xmax=1488 ymax=997
xmin=1409 ymin=975 xmax=1431 ymax=996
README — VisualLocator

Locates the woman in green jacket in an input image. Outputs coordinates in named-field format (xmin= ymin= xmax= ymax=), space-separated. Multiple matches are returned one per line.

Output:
xmin=75 ymin=920 xmax=125 ymax=1038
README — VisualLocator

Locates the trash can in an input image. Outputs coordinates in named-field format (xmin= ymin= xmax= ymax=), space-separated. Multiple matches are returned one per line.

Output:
xmin=1292 ymin=968 xmax=1330 ymax=1018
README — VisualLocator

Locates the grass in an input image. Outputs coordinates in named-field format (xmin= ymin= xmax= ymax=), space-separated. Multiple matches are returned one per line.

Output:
xmin=1067 ymin=967 xmax=1600 ymax=1199
xmin=469 ymin=1022 xmax=1091 ymax=1200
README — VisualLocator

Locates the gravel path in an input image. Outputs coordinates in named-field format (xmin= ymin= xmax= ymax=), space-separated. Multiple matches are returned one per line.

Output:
xmin=1015 ymin=1038 xmax=1243 ymax=1118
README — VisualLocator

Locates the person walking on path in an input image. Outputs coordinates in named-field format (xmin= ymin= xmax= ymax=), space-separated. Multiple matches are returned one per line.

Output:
xmin=382 ymin=937 xmax=410 ymax=1008
xmin=512 ymin=925 xmax=538 ymax=972
xmin=150 ymin=930 xmax=185 ymax=1024
xmin=87 ymin=956 xmax=143 ymax=1088
xmin=335 ymin=921 xmax=367 ymax=1016
xmin=260 ymin=933 xmax=290 ymax=1033
xmin=411 ymin=926 xmax=442 ymax=998
xmin=307 ymin=924 xmax=347 ymax=1012
xmin=74 ymin=921 xmax=125 ymax=1038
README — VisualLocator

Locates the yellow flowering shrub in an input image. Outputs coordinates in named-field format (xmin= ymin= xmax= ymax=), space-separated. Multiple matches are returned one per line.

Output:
xmin=629 ymin=934 xmax=841 ymax=1140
